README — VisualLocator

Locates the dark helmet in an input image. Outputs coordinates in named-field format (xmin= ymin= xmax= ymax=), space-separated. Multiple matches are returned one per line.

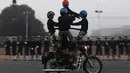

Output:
xmin=87 ymin=37 xmax=90 ymax=39
xmin=105 ymin=37 xmax=107 ymax=39
xmin=31 ymin=36 xmax=35 ymax=39
xmin=37 ymin=36 xmax=40 ymax=38
xmin=60 ymin=8 xmax=68 ymax=15
xmin=111 ymin=37 xmax=114 ymax=39
xmin=47 ymin=11 xmax=55 ymax=18
xmin=119 ymin=36 xmax=122 ymax=39
xmin=97 ymin=37 xmax=100 ymax=39
xmin=13 ymin=37 xmax=15 ymax=39
xmin=62 ymin=0 xmax=69 ymax=7
xmin=125 ymin=36 xmax=128 ymax=38
xmin=80 ymin=10 xmax=88 ymax=17
xmin=6 ymin=36 xmax=9 ymax=39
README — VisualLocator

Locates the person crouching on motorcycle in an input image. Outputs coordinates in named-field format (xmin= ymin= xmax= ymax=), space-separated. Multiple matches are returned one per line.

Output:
xmin=72 ymin=10 xmax=88 ymax=58
xmin=47 ymin=11 xmax=58 ymax=58
xmin=72 ymin=10 xmax=88 ymax=44
xmin=42 ymin=11 xmax=58 ymax=64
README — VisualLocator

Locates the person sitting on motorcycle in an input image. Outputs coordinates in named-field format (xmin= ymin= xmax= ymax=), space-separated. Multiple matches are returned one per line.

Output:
xmin=72 ymin=10 xmax=88 ymax=44
xmin=62 ymin=0 xmax=80 ymax=19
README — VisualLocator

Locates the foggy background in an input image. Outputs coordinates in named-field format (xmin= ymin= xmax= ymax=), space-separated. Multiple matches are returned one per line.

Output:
xmin=0 ymin=0 xmax=130 ymax=36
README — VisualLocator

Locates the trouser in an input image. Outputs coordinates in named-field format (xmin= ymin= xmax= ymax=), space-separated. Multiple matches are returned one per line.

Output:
xmin=58 ymin=31 xmax=78 ymax=63
xmin=37 ymin=47 xmax=42 ymax=55
xmin=12 ymin=47 xmax=17 ymax=55
xmin=50 ymin=34 xmax=57 ymax=51
xmin=125 ymin=46 xmax=129 ymax=55
xmin=118 ymin=46 xmax=122 ymax=57
xmin=18 ymin=47 xmax=23 ymax=55
xmin=77 ymin=31 xmax=87 ymax=53
xmin=5 ymin=47 xmax=10 ymax=55
xmin=128 ymin=46 xmax=130 ymax=57
xmin=42 ymin=47 xmax=49 ymax=64
xmin=111 ymin=47 xmax=116 ymax=57
xmin=58 ymin=31 xmax=73 ymax=42
xmin=30 ymin=47 xmax=35 ymax=55
xmin=105 ymin=47 xmax=109 ymax=55
xmin=119 ymin=47 xmax=124 ymax=55
xmin=58 ymin=31 xmax=74 ymax=50
xmin=24 ymin=46 xmax=29 ymax=56
xmin=96 ymin=47 xmax=102 ymax=55
xmin=87 ymin=47 xmax=92 ymax=55
xmin=50 ymin=33 xmax=56 ymax=44
xmin=77 ymin=31 xmax=87 ymax=40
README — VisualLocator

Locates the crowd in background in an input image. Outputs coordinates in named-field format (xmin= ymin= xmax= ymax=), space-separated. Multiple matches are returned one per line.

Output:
xmin=3 ymin=35 xmax=130 ymax=61
xmin=4 ymin=36 xmax=43 ymax=61
xmin=86 ymin=36 xmax=130 ymax=60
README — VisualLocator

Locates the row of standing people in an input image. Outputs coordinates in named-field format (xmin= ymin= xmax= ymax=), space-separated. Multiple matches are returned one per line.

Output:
xmin=4 ymin=36 xmax=43 ymax=60
xmin=86 ymin=36 xmax=130 ymax=60
xmin=4 ymin=36 xmax=130 ymax=61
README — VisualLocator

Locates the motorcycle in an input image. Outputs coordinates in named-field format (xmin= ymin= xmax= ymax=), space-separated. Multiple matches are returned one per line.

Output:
xmin=42 ymin=34 xmax=103 ymax=73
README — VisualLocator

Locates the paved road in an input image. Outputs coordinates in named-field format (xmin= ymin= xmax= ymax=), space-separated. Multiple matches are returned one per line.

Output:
xmin=0 ymin=60 xmax=130 ymax=73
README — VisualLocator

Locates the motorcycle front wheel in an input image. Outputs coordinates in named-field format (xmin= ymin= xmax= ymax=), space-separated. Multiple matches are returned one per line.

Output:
xmin=83 ymin=56 xmax=103 ymax=73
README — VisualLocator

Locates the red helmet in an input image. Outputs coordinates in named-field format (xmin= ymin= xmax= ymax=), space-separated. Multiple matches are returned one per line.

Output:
xmin=62 ymin=0 xmax=69 ymax=7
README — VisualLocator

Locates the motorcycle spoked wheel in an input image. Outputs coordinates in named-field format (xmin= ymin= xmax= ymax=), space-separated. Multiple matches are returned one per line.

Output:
xmin=83 ymin=56 xmax=103 ymax=73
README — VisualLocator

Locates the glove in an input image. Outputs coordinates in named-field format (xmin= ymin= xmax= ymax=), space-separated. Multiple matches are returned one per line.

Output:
xmin=36 ymin=46 xmax=39 ymax=48
xmin=31 ymin=48 xmax=34 ymax=50
xmin=17 ymin=42 xmax=20 ymax=44
xmin=4 ymin=45 xmax=7 ymax=47
xmin=24 ymin=42 xmax=27 ymax=44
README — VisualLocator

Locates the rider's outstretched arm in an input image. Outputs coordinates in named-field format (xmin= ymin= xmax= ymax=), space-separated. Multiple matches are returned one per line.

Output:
xmin=53 ymin=21 xmax=59 ymax=27
xmin=66 ymin=7 xmax=80 ymax=18
xmin=71 ymin=21 xmax=82 ymax=26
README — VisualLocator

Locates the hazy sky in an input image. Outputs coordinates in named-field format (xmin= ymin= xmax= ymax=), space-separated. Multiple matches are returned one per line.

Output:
xmin=0 ymin=0 xmax=130 ymax=35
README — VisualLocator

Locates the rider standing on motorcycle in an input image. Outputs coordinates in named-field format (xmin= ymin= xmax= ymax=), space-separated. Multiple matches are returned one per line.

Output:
xmin=58 ymin=8 xmax=75 ymax=51
xmin=57 ymin=8 xmax=76 ymax=68
xmin=62 ymin=0 xmax=80 ymax=53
